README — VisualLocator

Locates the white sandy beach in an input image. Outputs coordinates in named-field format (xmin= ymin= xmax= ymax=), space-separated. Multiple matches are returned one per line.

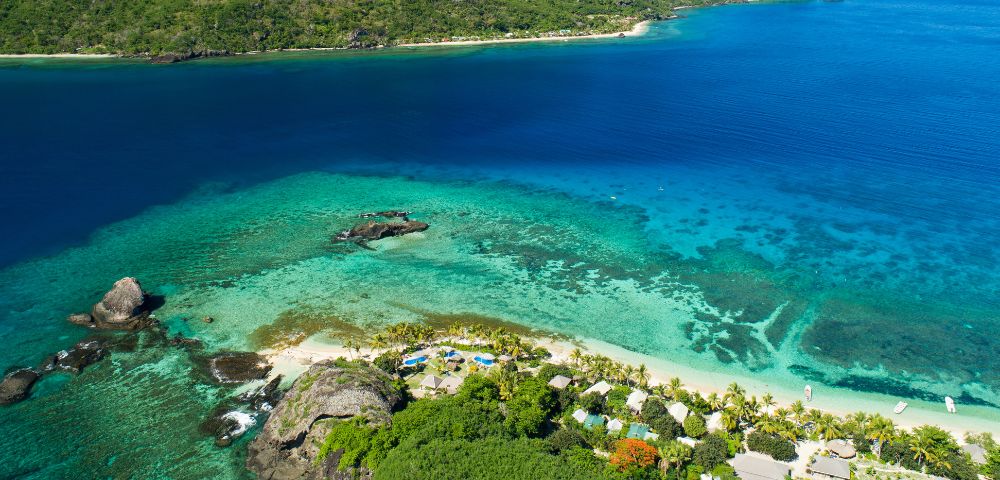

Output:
xmin=398 ymin=20 xmax=653 ymax=48
xmin=261 ymin=332 xmax=1000 ymax=439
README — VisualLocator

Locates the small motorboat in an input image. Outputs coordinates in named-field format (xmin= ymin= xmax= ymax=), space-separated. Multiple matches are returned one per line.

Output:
xmin=894 ymin=401 xmax=908 ymax=414
xmin=804 ymin=385 xmax=813 ymax=402
xmin=945 ymin=396 xmax=956 ymax=413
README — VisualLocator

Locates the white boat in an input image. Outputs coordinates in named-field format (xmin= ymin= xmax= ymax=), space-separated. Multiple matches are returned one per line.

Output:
xmin=945 ymin=396 xmax=956 ymax=413
xmin=894 ymin=401 xmax=908 ymax=414
xmin=804 ymin=385 xmax=813 ymax=402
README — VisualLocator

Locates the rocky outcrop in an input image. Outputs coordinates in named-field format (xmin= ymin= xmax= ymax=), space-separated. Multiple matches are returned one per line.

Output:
xmin=70 ymin=277 xmax=156 ymax=330
xmin=0 ymin=369 xmax=40 ymax=406
xmin=202 ymin=375 xmax=284 ymax=447
xmin=334 ymin=219 xmax=429 ymax=242
xmin=358 ymin=210 xmax=411 ymax=219
xmin=37 ymin=339 xmax=109 ymax=374
xmin=247 ymin=361 xmax=402 ymax=480
xmin=202 ymin=351 xmax=273 ymax=384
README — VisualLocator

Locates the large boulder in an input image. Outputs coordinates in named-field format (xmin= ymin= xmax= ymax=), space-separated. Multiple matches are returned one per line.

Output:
xmin=334 ymin=219 xmax=429 ymax=242
xmin=247 ymin=361 xmax=402 ymax=479
xmin=71 ymin=277 xmax=154 ymax=330
xmin=203 ymin=351 xmax=273 ymax=384
xmin=0 ymin=369 xmax=40 ymax=406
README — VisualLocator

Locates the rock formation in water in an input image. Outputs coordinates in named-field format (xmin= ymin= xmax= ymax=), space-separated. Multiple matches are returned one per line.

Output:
xmin=246 ymin=361 xmax=402 ymax=479
xmin=203 ymin=351 xmax=273 ymax=384
xmin=358 ymin=210 xmax=411 ymax=219
xmin=334 ymin=219 xmax=429 ymax=242
xmin=202 ymin=375 xmax=284 ymax=447
xmin=0 ymin=369 xmax=40 ymax=406
xmin=36 ymin=339 xmax=110 ymax=374
xmin=69 ymin=277 xmax=156 ymax=330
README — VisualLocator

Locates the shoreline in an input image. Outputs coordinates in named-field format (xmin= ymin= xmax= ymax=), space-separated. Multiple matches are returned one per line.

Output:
xmin=0 ymin=20 xmax=655 ymax=62
xmin=260 ymin=331 xmax=1000 ymax=439
xmin=397 ymin=20 xmax=653 ymax=48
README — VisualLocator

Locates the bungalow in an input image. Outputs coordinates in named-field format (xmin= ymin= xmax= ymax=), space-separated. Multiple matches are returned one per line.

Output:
xmin=809 ymin=456 xmax=851 ymax=480
xmin=439 ymin=376 xmax=463 ymax=395
xmin=626 ymin=423 xmax=650 ymax=440
xmin=583 ymin=381 xmax=613 ymax=396
xmin=583 ymin=414 xmax=606 ymax=430
xmin=548 ymin=375 xmax=572 ymax=390
xmin=572 ymin=409 xmax=589 ymax=424
xmin=608 ymin=418 xmax=625 ymax=433
xmin=626 ymin=390 xmax=649 ymax=412
xmin=962 ymin=444 xmax=987 ymax=464
xmin=419 ymin=375 xmax=443 ymax=391
xmin=668 ymin=402 xmax=690 ymax=422
xmin=731 ymin=454 xmax=791 ymax=480
xmin=644 ymin=432 xmax=660 ymax=441
xmin=707 ymin=411 xmax=724 ymax=433
xmin=826 ymin=439 xmax=856 ymax=459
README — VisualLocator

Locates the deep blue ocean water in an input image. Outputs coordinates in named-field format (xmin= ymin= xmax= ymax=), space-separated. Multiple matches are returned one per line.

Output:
xmin=1 ymin=0 xmax=999 ymax=477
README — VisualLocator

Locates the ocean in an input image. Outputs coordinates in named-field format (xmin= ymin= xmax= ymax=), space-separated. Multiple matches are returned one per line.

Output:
xmin=1 ymin=0 xmax=999 ymax=477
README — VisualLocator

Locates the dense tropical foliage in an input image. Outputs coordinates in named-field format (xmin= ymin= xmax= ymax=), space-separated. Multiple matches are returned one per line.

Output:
xmin=0 ymin=0 xmax=728 ymax=56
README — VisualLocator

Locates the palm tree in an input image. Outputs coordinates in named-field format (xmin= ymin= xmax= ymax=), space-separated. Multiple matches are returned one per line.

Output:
xmin=623 ymin=365 xmax=636 ymax=387
xmin=790 ymin=400 xmax=806 ymax=425
xmin=725 ymin=382 xmax=745 ymax=401
xmin=368 ymin=333 xmax=388 ymax=350
xmin=569 ymin=348 xmax=583 ymax=366
xmin=637 ymin=364 xmax=650 ymax=389
xmin=866 ymin=414 xmax=896 ymax=456
xmin=815 ymin=413 xmax=843 ymax=441
xmin=761 ymin=393 xmax=776 ymax=415
xmin=667 ymin=377 xmax=684 ymax=401
xmin=721 ymin=409 xmax=740 ymax=432
xmin=707 ymin=392 xmax=724 ymax=412
xmin=658 ymin=440 xmax=693 ymax=479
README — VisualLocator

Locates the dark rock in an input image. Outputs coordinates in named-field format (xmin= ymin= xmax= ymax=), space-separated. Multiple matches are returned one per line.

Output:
xmin=0 ymin=369 xmax=40 ymax=406
xmin=201 ymin=375 xmax=284 ymax=448
xmin=358 ymin=210 xmax=411 ymax=219
xmin=203 ymin=316 xmax=214 ymax=324
xmin=333 ymin=220 xmax=429 ymax=242
xmin=203 ymin=352 xmax=272 ymax=384
xmin=238 ymin=375 xmax=284 ymax=412
xmin=247 ymin=361 xmax=401 ymax=480
xmin=170 ymin=335 xmax=203 ymax=350
xmin=54 ymin=339 xmax=109 ymax=373
xmin=67 ymin=313 xmax=95 ymax=327
xmin=87 ymin=277 xmax=155 ymax=330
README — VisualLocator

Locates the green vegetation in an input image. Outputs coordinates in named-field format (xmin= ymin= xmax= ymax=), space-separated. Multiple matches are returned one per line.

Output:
xmin=0 ymin=0 xmax=724 ymax=57
xmin=745 ymin=431 xmax=796 ymax=462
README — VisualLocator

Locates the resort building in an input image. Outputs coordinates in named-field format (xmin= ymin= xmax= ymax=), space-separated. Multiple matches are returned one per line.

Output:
xmin=439 ymin=376 xmax=463 ymax=395
xmin=583 ymin=414 xmax=606 ymax=430
xmin=668 ymin=402 xmax=690 ymax=422
xmin=825 ymin=439 xmax=857 ymax=459
xmin=707 ymin=411 xmax=724 ymax=433
xmin=583 ymin=380 xmax=613 ymax=396
xmin=607 ymin=418 xmax=625 ymax=433
xmin=809 ymin=456 xmax=851 ymax=480
xmin=547 ymin=375 xmax=572 ymax=389
xmin=419 ymin=375 xmax=443 ymax=391
xmin=572 ymin=409 xmax=589 ymax=424
xmin=962 ymin=444 xmax=987 ymax=464
xmin=731 ymin=454 xmax=791 ymax=480
xmin=626 ymin=423 xmax=651 ymax=440
xmin=626 ymin=389 xmax=649 ymax=412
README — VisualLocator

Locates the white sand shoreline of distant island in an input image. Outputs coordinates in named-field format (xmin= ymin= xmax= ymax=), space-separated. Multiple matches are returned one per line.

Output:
xmin=397 ymin=20 xmax=653 ymax=48
xmin=260 ymin=331 xmax=1000 ymax=439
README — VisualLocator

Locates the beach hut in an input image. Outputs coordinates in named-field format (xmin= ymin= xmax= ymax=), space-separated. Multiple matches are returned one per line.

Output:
xmin=731 ymin=454 xmax=791 ymax=480
xmin=826 ymin=439 xmax=856 ymax=459
xmin=607 ymin=418 xmax=625 ymax=433
xmin=962 ymin=444 xmax=987 ymax=464
xmin=809 ymin=456 xmax=851 ymax=480
xmin=626 ymin=390 xmax=649 ymax=412
xmin=707 ymin=411 xmax=724 ymax=433
xmin=572 ymin=409 xmax=589 ymax=424
xmin=583 ymin=414 xmax=606 ymax=430
xmin=644 ymin=432 xmax=660 ymax=442
xmin=668 ymin=402 xmax=689 ymax=422
xmin=439 ymin=376 xmax=464 ymax=395
xmin=548 ymin=375 xmax=572 ymax=390
xmin=420 ymin=375 xmax=444 ymax=391
xmin=626 ymin=423 xmax=650 ymax=439
xmin=583 ymin=380 xmax=612 ymax=396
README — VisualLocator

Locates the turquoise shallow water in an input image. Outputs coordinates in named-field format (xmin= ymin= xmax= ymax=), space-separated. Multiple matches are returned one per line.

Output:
xmin=2 ymin=0 xmax=1000 ymax=477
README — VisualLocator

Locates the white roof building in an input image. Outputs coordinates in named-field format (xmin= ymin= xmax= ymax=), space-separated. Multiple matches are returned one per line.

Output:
xmin=583 ymin=381 xmax=613 ymax=396
xmin=644 ymin=432 xmax=660 ymax=441
xmin=668 ymin=402 xmax=690 ymax=422
xmin=962 ymin=444 xmax=987 ymax=464
xmin=626 ymin=390 xmax=649 ymax=412
xmin=608 ymin=418 xmax=625 ymax=432
xmin=810 ymin=456 xmax=851 ymax=480
xmin=731 ymin=454 xmax=791 ymax=480
xmin=707 ymin=411 xmax=724 ymax=432
xmin=548 ymin=375 xmax=572 ymax=389
xmin=572 ymin=409 xmax=589 ymax=424
xmin=420 ymin=375 xmax=443 ymax=390
xmin=439 ymin=376 xmax=463 ymax=394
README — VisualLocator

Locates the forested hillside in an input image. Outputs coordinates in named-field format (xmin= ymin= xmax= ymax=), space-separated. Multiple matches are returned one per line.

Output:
xmin=0 ymin=0 xmax=723 ymax=57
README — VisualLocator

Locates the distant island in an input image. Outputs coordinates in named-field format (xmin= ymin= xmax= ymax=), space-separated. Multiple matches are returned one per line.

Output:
xmin=0 ymin=0 xmax=741 ymax=62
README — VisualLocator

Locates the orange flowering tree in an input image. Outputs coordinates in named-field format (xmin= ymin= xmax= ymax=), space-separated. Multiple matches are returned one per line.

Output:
xmin=610 ymin=438 xmax=659 ymax=472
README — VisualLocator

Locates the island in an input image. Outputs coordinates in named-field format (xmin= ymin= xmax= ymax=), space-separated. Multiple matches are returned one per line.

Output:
xmin=0 ymin=0 xmax=743 ymax=62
